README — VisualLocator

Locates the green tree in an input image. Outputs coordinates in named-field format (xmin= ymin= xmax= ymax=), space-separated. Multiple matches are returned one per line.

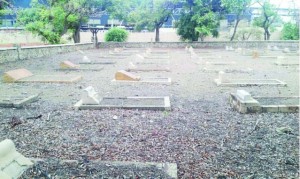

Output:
xmin=175 ymin=0 xmax=219 ymax=41
xmin=253 ymin=0 xmax=280 ymax=40
xmin=17 ymin=0 xmax=105 ymax=44
xmin=281 ymin=22 xmax=299 ymax=40
xmin=128 ymin=0 xmax=179 ymax=42
xmin=194 ymin=11 xmax=219 ymax=41
xmin=221 ymin=0 xmax=252 ymax=41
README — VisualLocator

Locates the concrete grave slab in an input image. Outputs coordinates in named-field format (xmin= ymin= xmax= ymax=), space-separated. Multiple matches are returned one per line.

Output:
xmin=229 ymin=90 xmax=299 ymax=113
xmin=75 ymin=96 xmax=171 ymax=111
xmin=205 ymin=61 xmax=236 ymax=65
xmin=0 ymin=94 xmax=40 ymax=108
xmin=3 ymin=68 xmax=33 ymax=83
xmin=26 ymin=159 xmax=177 ymax=178
xmin=58 ymin=61 xmax=104 ymax=71
xmin=112 ymin=77 xmax=172 ymax=85
xmin=274 ymin=56 xmax=299 ymax=66
xmin=0 ymin=139 xmax=33 ymax=179
xmin=98 ymin=56 xmax=127 ymax=59
xmin=3 ymin=69 xmax=82 ymax=83
xmin=214 ymin=71 xmax=286 ymax=86
xmin=127 ymin=63 xmax=171 ymax=72
xmin=79 ymin=56 xmax=116 ymax=64
xmin=203 ymin=67 xmax=253 ymax=73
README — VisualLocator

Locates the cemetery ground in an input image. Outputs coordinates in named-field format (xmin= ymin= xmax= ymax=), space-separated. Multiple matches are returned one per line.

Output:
xmin=0 ymin=47 xmax=299 ymax=178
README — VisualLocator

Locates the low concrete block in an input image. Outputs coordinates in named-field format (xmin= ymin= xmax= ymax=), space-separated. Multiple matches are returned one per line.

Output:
xmin=60 ymin=60 xmax=80 ymax=69
xmin=115 ymin=70 xmax=141 ymax=81
xmin=82 ymin=56 xmax=91 ymax=63
xmin=0 ymin=139 xmax=33 ymax=179
xmin=283 ymin=48 xmax=290 ymax=53
xmin=236 ymin=90 xmax=252 ymax=101
xmin=3 ymin=68 xmax=33 ymax=83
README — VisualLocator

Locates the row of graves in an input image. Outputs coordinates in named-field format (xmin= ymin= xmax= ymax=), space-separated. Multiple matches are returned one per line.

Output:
xmin=187 ymin=45 xmax=299 ymax=114
xmin=0 ymin=47 xmax=176 ymax=178
xmin=0 ymin=44 xmax=298 ymax=177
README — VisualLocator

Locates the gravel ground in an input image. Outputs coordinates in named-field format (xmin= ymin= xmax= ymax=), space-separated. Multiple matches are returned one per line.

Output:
xmin=0 ymin=47 xmax=299 ymax=178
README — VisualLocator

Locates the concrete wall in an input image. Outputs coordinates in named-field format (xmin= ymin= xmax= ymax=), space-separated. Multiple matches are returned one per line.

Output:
xmin=0 ymin=41 xmax=298 ymax=64
xmin=98 ymin=41 xmax=299 ymax=50
xmin=0 ymin=43 xmax=93 ymax=64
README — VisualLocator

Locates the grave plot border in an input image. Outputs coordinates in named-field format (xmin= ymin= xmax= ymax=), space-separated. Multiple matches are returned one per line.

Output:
xmin=214 ymin=79 xmax=287 ymax=87
xmin=79 ymin=61 xmax=116 ymax=64
xmin=127 ymin=67 xmax=171 ymax=72
xmin=0 ymin=94 xmax=40 ymax=108
xmin=229 ymin=93 xmax=299 ymax=113
xmin=17 ymin=75 xmax=82 ymax=83
xmin=74 ymin=96 xmax=171 ymax=111
xmin=111 ymin=77 xmax=172 ymax=85
xmin=56 ymin=67 xmax=104 ymax=71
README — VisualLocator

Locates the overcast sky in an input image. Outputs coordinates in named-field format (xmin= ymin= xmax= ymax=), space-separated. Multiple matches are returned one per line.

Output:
xmin=252 ymin=0 xmax=300 ymax=8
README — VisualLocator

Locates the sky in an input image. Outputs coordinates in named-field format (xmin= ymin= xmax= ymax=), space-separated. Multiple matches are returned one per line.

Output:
xmin=252 ymin=0 xmax=300 ymax=8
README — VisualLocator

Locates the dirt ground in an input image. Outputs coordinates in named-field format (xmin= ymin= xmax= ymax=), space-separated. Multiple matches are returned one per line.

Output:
xmin=0 ymin=47 xmax=299 ymax=178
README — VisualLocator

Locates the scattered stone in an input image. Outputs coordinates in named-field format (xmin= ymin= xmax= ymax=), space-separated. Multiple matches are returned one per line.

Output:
xmin=60 ymin=61 xmax=80 ymax=69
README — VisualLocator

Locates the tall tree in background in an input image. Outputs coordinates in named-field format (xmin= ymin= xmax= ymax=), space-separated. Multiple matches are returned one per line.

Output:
xmin=253 ymin=0 xmax=279 ymax=40
xmin=17 ymin=0 xmax=106 ymax=44
xmin=221 ymin=0 xmax=252 ymax=41
xmin=175 ymin=0 xmax=219 ymax=41
xmin=129 ymin=0 xmax=179 ymax=42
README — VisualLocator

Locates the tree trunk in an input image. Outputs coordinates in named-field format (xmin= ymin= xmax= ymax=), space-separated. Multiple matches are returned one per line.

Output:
xmin=230 ymin=19 xmax=240 ymax=41
xmin=266 ymin=29 xmax=270 ymax=40
xmin=155 ymin=26 xmax=160 ymax=42
xmin=73 ymin=26 xmax=81 ymax=43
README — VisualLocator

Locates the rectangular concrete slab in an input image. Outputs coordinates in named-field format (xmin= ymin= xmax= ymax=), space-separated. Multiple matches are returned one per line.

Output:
xmin=0 ymin=94 xmax=40 ymax=108
xmin=127 ymin=67 xmax=171 ymax=72
xmin=75 ymin=96 xmax=171 ymax=111
xmin=229 ymin=93 xmax=299 ymax=113
xmin=16 ymin=75 xmax=82 ymax=83
xmin=3 ymin=69 xmax=33 ymax=83
xmin=57 ymin=66 xmax=104 ymax=71
xmin=214 ymin=79 xmax=286 ymax=86
xmin=79 ymin=61 xmax=116 ymax=64
xmin=112 ymin=77 xmax=172 ymax=84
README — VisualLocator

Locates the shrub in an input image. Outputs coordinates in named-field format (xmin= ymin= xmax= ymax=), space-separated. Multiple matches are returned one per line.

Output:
xmin=281 ymin=22 xmax=299 ymax=40
xmin=104 ymin=27 xmax=129 ymax=42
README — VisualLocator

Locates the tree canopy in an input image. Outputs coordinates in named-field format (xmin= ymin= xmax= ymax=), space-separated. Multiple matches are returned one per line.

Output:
xmin=253 ymin=0 xmax=280 ymax=40
xmin=175 ymin=0 xmax=219 ymax=41
xmin=17 ymin=0 xmax=106 ymax=44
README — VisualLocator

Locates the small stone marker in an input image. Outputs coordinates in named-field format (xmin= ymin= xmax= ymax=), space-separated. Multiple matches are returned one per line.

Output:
xmin=60 ymin=61 xmax=80 ymax=69
xmin=115 ymin=70 xmax=141 ymax=81
xmin=82 ymin=56 xmax=91 ymax=63
xmin=283 ymin=48 xmax=290 ymax=53
xmin=81 ymin=86 xmax=100 ymax=105
xmin=136 ymin=54 xmax=145 ymax=60
xmin=252 ymin=51 xmax=259 ymax=58
xmin=109 ymin=50 xmax=114 ymax=55
xmin=218 ymin=71 xmax=228 ymax=83
xmin=236 ymin=90 xmax=252 ymax=101
xmin=0 ymin=139 xmax=33 ymax=178
xmin=272 ymin=46 xmax=279 ymax=51
xmin=3 ymin=68 xmax=33 ymax=83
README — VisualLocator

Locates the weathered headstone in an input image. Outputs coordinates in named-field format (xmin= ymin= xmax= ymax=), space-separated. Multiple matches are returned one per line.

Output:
xmin=82 ymin=56 xmax=91 ymax=63
xmin=0 ymin=139 xmax=33 ymax=178
xmin=60 ymin=61 xmax=80 ymax=69
xmin=115 ymin=70 xmax=141 ymax=81
xmin=3 ymin=68 xmax=33 ymax=83
xmin=283 ymin=48 xmax=290 ymax=53
xmin=81 ymin=86 xmax=100 ymax=105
